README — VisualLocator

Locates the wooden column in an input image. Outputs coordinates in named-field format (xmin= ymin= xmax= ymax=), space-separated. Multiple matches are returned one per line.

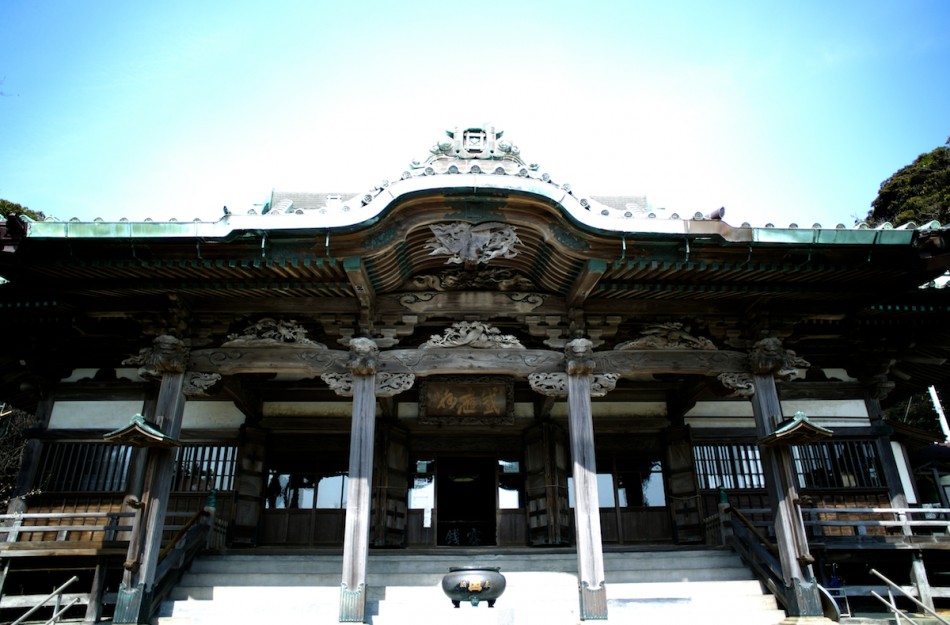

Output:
xmin=339 ymin=338 xmax=379 ymax=623
xmin=867 ymin=394 xmax=935 ymax=609
xmin=565 ymin=339 xmax=607 ymax=620
xmin=114 ymin=337 xmax=189 ymax=625
xmin=749 ymin=339 xmax=823 ymax=619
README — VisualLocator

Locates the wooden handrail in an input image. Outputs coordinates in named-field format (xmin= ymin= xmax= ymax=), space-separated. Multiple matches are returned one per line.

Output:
xmin=726 ymin=506 xmax=779 ymax=557
xmin=158 ymin=509 xmax=208 ymax=563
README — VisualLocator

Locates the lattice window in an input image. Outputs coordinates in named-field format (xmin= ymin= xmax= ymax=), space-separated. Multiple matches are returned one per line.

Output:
xmin=793 ymin=440 xmax=882 ymax=489
xmin=693 ymin=443 xmax=765 ymax=490
xmin=695 ymin=440 xmax=883 ymax=491
xmin=36 ymin=442 xmax=133 ymax=493
xmin=171 ymin=444 xmax=237 ymax=493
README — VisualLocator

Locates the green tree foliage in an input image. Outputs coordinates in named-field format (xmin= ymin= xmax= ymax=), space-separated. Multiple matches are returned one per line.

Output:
xmin=867 ymin=138 xmax=950 ymax=227
xmin=871 ymin=139 xmax=950 ymax=433
xmin=0 ymin=198 xmax=45 ymax=222
xmin=0 ymin=404 xmax=34 ymax=504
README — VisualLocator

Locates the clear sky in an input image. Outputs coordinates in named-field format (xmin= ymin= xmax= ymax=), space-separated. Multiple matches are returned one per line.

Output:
xmin=1 ymin=1 xmax=948 ymax=228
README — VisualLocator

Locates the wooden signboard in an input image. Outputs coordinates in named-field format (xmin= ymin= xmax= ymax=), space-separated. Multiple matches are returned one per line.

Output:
xmin=419 ymin=376 xmax=514 ymax=425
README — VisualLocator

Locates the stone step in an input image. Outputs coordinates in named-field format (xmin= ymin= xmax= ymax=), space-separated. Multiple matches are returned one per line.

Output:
xmin=157 ymin=550 xmax=785 ymax=625
xmin=184 ymin=548 xmax=743 ymax=575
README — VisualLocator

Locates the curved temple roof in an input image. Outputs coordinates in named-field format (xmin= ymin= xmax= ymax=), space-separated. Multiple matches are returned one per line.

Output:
xmin=13 ymin=125 xmax=942 ymax=248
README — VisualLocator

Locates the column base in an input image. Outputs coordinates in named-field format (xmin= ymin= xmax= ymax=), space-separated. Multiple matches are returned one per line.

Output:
xmin=113 ymin=582 xmax=151 ymax=624
xmin=579 ymin=582 xmax=608 ymax=620
xmin=339 ymin=582 xmax=365 ymax=623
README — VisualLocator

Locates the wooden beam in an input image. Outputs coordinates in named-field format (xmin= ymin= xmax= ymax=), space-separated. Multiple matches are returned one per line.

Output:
xmin=343 ymin=257 xmax=375 ymax=336
xmin=189 ymin=346 xmax=751 ymax=378
xmin=568 ymin=260 xmax=607 ymax=308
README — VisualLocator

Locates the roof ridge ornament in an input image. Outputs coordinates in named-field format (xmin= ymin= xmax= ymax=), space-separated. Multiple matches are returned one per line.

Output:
xmin=410 ymin=126 xmax=540 ymax=175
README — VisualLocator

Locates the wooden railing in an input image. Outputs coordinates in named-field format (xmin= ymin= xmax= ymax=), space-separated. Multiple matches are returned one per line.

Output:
xmin=727 ymin=505 xmax=950 ymax=542
xmin=718 ymin=504 xmax=791 ymax=612
xmin=804 ymin=507 xmax=950 ymax=541
xmin=0 ymin=500 xmax=225 ymax=623
xmin=0 ymin=511 xmax=135 ymax=555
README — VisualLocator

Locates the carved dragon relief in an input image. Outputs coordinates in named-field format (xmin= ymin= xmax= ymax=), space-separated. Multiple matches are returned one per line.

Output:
xmin=424 ymin=222 xmax=522 ymax=266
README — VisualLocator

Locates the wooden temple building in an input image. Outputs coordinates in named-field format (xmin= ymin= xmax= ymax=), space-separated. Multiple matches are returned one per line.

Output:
xmin=2 ymin=126 xmax=950 ymax=623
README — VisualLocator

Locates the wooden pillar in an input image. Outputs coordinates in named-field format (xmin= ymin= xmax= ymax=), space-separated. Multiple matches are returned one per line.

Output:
xmin=114 ymin=337 xmax=189 ymax=624
xmin=339 ymin=338 xmax=379 ymax=623
xmin=866 ymin=394 xmax=935 ymax=609
xmin=749 ymin=338 xmax=823 ymax=618
xmin=866 ymin=395 xmax=911 ymax=508
xmin=565 ymin=339 xmax=607 ymax=620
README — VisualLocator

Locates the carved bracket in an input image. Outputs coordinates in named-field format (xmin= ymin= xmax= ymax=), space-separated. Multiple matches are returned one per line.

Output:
xmin=528 ymin=372 xmax=619 ymax=398
xmin=320 ymin=372 xmax=415 ymax=398
xmin=183 ymin=372 xmax=222 ymax=398
xmin=717 ymin=372 xmax=755 ymax=398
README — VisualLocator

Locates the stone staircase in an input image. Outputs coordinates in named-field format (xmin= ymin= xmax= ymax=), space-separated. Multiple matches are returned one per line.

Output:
xmin=154 ymin=548 xmax=788 ymax=625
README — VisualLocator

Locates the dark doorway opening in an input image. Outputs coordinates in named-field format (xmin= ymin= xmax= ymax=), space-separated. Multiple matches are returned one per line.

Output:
xmin=437 ymin=457 xmax=497 ymax=546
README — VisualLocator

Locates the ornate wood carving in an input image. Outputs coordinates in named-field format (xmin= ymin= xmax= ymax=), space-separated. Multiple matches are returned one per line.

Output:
xmin=223 ymin=318 xmax=325 ymax=347
xmin=122 ymin=335 xmax=190 ymax=379
xmin=717 ymin=372 xmax=755 ymax=398
xmin=321 ymin=372 xmax=415 ymax=398
xmin=425 ymin=222 xmax=522 ymax=265
xmin=529 ymin=372 xmax=618 ymax=398
xmin=183 ymin=372 xmax=222 ymax=397
xmin=347 ymin=337 xmax=378 ymax=376
xmin=397 ymin=291 xmax=545 ymax=314
xmin=750 ymin=337 xmax=810 ymax=380
xmin=566 ymin=338 xmax=595 ymax=375
xmin=423 ymin=321 xmax=525 ymax=350
xmin=615 ymin=322 xmax=716 ymax=351
xmin=405 ymin=267 xmax=536 ymax=292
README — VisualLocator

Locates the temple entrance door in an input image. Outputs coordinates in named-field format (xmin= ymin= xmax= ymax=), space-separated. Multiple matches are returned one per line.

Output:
xmin=437 ymin=457 xmax=497 ymax=546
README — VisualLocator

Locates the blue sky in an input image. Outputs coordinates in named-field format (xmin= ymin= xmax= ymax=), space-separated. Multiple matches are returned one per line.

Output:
xmin=1 ymin=1 xmax=948 ymax=228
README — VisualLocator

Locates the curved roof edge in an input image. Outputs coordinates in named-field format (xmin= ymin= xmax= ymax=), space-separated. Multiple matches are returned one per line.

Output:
xmin=19 ymin=172 xmax=919 ymax=247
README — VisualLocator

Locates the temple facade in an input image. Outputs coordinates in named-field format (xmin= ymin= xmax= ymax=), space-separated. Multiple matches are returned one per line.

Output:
xmin=2 ymin=126 xmax=950 ymax=623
